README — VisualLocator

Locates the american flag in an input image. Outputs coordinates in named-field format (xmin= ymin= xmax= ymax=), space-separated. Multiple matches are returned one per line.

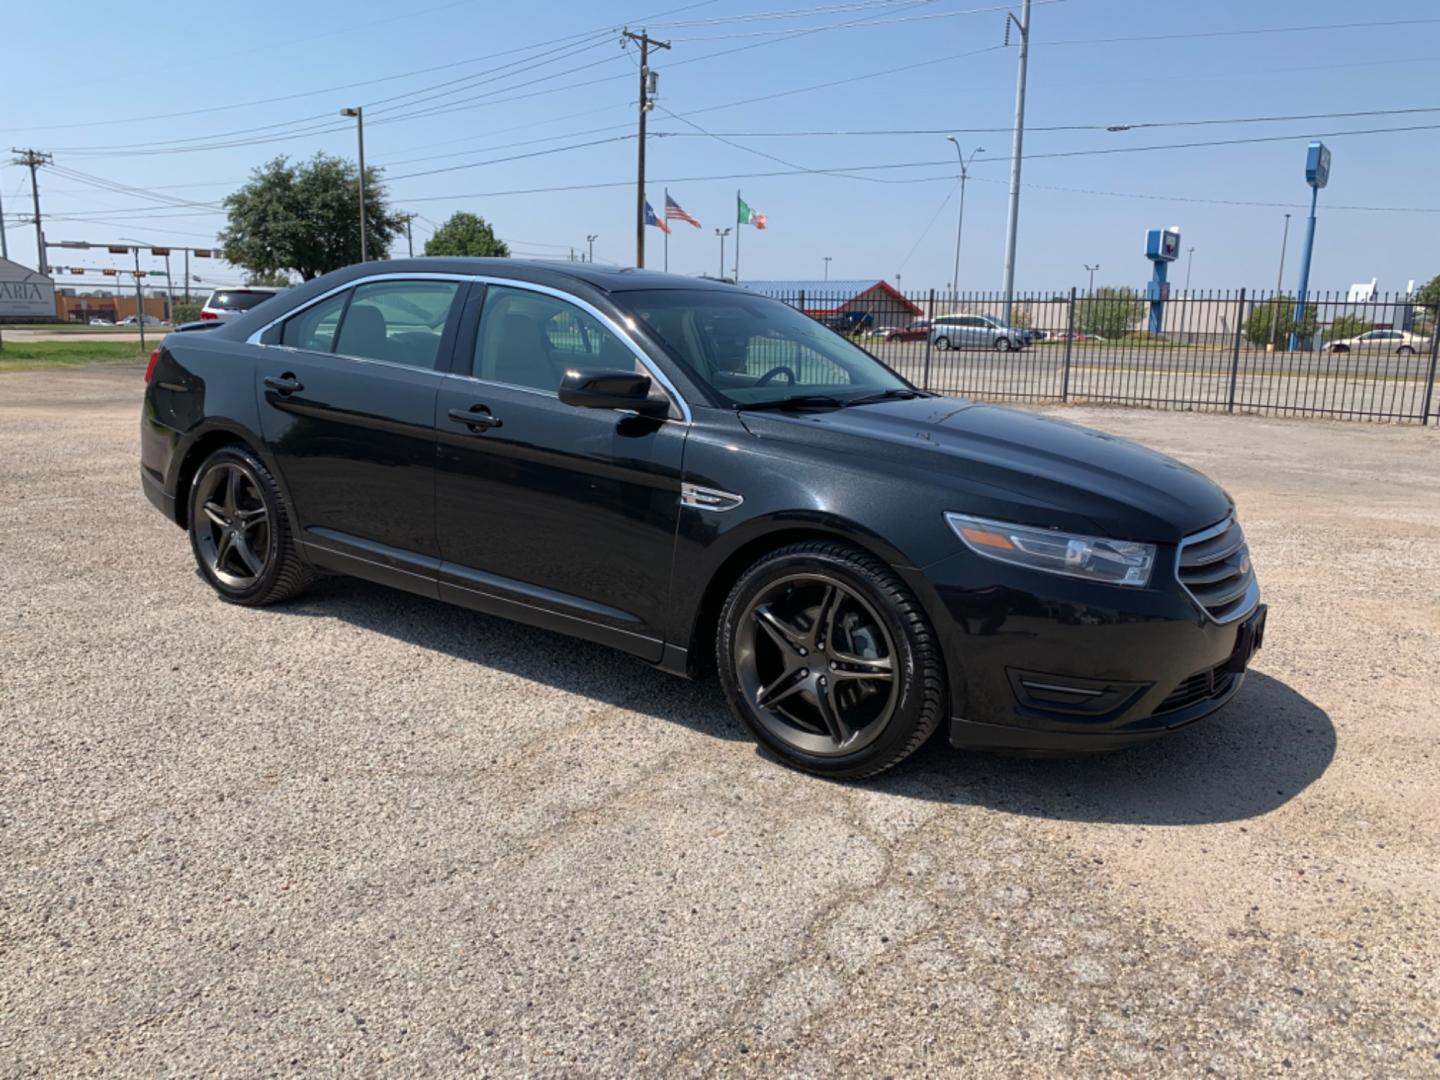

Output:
xmin=665 ymin=193 xmax=702 ymax=229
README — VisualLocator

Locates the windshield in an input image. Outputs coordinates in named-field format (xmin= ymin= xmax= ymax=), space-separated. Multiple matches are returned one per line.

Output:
xmin=622 ymin=288 xmax=911 ymax=407
xmin=210 ymin=289 xmax=278 ymax=312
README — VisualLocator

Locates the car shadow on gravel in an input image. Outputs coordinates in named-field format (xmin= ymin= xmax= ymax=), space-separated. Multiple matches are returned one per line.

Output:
xmin=280 ymin=577 xmax=746 ymax=743
xmin=281 ymin=580 xmax=1331 ymax=825
xmin=881 ymin=671 xmax=1336 ymax=825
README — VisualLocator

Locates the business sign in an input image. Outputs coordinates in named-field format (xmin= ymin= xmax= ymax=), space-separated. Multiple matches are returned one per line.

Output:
xmin=0 ymin=258 xmax=56 ymax=318
xmin=1145 ymin=227 xmax=1181 ymax=262
xmin=1306 ymin=141 xmax=1331 ymax=189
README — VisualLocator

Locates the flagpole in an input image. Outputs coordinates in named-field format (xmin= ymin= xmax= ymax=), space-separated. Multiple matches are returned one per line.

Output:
xmin=734 ymin=189 xmax=741 ymax=283
xmin=664 ymin=188 xmax=669 ymax=272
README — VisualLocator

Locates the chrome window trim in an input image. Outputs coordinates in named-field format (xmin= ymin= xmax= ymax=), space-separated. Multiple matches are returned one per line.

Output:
xmin=1174 ymin=515 xmax=1260 ymax=625
xmin=247 ymin=271 xmax=692 ymax=423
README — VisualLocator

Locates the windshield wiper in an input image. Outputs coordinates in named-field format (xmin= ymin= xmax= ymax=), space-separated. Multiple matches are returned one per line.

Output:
xmin=841 ymin=388 xmax=928 ymax=406
xmin=734 ymin=394 xmax=850 ymax=412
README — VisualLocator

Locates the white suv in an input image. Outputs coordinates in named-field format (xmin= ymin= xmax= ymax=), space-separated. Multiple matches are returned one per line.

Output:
xmin=199 ymin=286 xmax=285 ymax=323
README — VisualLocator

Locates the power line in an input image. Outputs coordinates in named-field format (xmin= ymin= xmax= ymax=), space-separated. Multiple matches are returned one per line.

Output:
xmin=1035 ymin=16 xmax=1440 ymax=47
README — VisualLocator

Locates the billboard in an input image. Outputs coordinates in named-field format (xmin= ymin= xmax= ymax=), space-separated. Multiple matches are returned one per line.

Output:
xmin=0 ymin=258 xmax=56 ymax=318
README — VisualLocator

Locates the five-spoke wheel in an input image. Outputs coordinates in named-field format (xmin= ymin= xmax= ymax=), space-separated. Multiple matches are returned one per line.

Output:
xmin=718 ymin=540 xmax=946 ymax=778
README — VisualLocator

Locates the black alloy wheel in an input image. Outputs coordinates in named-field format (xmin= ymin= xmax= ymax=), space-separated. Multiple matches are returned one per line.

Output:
xmin=188 ymin=445 xmax=314 ymax=606
xmin=718 ymin=540 xmax=946 ymax=779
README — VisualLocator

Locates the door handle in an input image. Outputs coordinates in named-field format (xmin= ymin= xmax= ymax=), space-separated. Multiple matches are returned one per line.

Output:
xmin=264 ymin=373 xmax=303 ymax=394
xmin=448 ymin=406 xmax=502 ymax=431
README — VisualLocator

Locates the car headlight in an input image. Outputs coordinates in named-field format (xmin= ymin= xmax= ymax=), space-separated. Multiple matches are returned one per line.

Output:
xmin=945 ymin=512 xmax=1155 ymax=587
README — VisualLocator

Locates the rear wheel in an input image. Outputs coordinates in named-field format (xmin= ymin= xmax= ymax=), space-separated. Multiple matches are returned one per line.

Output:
xmin=187 ymin=445 xmax=314 ymax=606
xmin=717 ymin=540 xmax=946 ymax=779
xmin=934 ymin=335 xmax=951 ymax=350
xmin=1398 ymin=345 xmax=1415 ymax=356
xmin=994 ymin=336 xmax=1012 ymax=352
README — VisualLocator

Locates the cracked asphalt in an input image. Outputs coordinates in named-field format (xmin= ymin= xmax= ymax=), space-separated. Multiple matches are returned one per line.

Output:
xmin=2 ymin=362 xmax=1438 ymax=1077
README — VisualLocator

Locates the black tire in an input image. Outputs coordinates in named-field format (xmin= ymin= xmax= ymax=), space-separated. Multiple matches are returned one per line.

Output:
xmin=934 ymin=335 xmax=951 ymax=350
xmin=1398 ymin=345 xmax=1415 ymax=356
xmin=994 ymin=336 xmax=1012 ymax=352
xmin=716 ymin=540 xmax=947 ymax=779
xmin=187 ymin=444 xmax=314 ymax=606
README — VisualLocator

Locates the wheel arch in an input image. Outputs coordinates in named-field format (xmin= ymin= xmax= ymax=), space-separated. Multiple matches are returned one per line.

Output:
xmin=682 ymin=517 xmax=916 ymax=679
xmin=170 ymin=422 xmax=275 ymax=529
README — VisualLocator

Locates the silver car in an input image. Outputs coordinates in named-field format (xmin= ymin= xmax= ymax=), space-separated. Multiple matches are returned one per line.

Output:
xmin=930 ymin=313 xmax=1028 ymax=351
xmin=1323 ymin=328 xmax=1431 ymax=355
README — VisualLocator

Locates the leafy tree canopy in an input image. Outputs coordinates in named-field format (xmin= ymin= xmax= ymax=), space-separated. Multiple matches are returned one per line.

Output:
xmin=1075 ymin=286 xmax=1144 ymax=339
xmin=220 ymin=154 xmax=403 ymax=281
xmin=423 ymin=212 xmax=510 ymax=258
xmin=1323 ymin=313 xmax=1374 ymax=342
xmin=1414 ymin=273 xmax=1440 ymax=313
xmin=1243 ymin=296 xmax=1318 ymax=350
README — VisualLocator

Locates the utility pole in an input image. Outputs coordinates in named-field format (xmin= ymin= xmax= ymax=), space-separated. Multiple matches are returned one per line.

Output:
xmin=0 ymin=182 xmax=8 ymax=260
xmin=623 ymin=28 xmax=669 ymax=269
xmin=399 ymin=213 xmax=416 ymax=258
xmin=133 ymin=246 xmax=146 ymax=352
xmin=184 ymin=248 xmax=191 ymax=302
xmin=13 ymin=149 xmax=53 ymax=275
xmin=1000 ymin=0 xmax=1030 ymax=324
xmin=587 ymin=234 xmax=599 ymax=262
xmin=339 ymin=108 xmax=367 ymax=261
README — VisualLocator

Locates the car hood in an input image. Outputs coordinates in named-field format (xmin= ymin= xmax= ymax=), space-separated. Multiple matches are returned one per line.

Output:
xmin=738 ymin=396 xmax=1232 ymax=542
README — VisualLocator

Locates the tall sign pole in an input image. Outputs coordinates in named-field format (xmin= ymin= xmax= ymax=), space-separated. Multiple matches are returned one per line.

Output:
xmin=1144 ymin=227 xmax=1181 ymax=334
xmin=1000 ymin=0 xmax=1030 ymax=324
xmin=623 ymin=29 xmax=669 ymax=268
xmin=1288 ymin=141 xmax=1330 ymax=352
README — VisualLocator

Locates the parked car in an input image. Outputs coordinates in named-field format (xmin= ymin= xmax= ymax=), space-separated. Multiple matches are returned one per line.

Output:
xmin=119 ymin=314 xmax=165 ymax=326
xmin=880 ymin=322 xmax=930 ymax=342
xmin=88 ymin=317 xmax=115 ymax=326
xmin=1322 ymin=329 xmax=1430 ymax=355
xmin=141 ymin=259 xmax=1264 ymax=779
xmin=200 ymin=286 xmax=286 ymax=323
xmin=930 ymin=313 xmax=1028 ymax=351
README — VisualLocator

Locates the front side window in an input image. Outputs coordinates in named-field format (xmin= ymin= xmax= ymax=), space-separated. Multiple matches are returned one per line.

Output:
xmin=281 ymin=290 xmax=348 ymax=352
xmin=334 ymin=280 xmax=461 ymax=369
xmin=625 ymin=289 xmax=910 ymax=407
xmin=472 ymin=285 xmax=636 ymax=393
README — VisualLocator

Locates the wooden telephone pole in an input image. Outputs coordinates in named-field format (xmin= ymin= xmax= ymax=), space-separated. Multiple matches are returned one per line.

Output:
xmin=622 ymin=29 xmax=669 ymax=269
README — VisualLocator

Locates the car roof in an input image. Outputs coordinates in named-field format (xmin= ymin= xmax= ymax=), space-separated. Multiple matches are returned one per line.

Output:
xmin=321 ymin=258 xmax=739 ymax=295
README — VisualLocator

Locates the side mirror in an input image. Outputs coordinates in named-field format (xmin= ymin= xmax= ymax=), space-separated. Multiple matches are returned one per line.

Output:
xmin=558 ymin=368 xmax=668 ymax=416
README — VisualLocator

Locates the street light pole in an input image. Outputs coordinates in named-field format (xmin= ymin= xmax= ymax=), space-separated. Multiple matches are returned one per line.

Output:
xmin=1185 ymin=247 xmax=1195 ymax=292
xmin=945 ymin=138 xmax=984 ymax=299
xmin=714 ymin=227 xmax=731 ymax=279
xmin=1084 ymin=264 xmax=1099 ymax=293
xmin=340 ymin=107 xmax=367 ymax=262
xmin=1000 ymin=0 xmax=1031 ymax=325
xmin=587 ymin=234 xmax=599 ymax=262
xmin=823 ymin=256 xmax=831 ymax=281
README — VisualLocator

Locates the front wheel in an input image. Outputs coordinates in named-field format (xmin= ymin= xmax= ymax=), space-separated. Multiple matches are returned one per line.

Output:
xmin=187 ymin=445 xmax=314 ymax=606
xmin=717 ymin=540 xmax=947 ymax=779
xmin=933 ymin=335 xmax=951 ymax=350
xmin=1398 ymin=345 xmax=1415 ymax=356
xmin=994 ymin=336 xmax=1012 ymax=352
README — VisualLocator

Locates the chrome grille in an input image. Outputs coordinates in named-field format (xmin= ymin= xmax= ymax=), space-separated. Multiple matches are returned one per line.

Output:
xmin=1176 ymin=517 xmax=1258 ymax=623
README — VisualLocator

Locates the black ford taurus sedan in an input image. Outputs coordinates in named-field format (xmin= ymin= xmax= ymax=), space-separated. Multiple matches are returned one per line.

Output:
xmin=141 ymin=259 xmax=1265 ymax=778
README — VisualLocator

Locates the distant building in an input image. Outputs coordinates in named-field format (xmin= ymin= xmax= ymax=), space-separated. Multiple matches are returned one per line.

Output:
xmin=0 ymin=258 xmax=56 ymax=320
xmin=743 ymin=279 xmax=925 ymax=326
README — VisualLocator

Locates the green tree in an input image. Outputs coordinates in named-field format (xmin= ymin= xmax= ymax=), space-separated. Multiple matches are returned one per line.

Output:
xmin=1323 ymin=313 xmax=1373 ymax=342
xmin=423 ymin=212 xmax=510 ymax=258
xmin=1414 ymin=273 xmax=1440 ymax=315
xmin=220 ymin=154 xmax=403 ymax=281
xmin=245 ymin=271 xmax=293 ymax=287
xmin=1244 ymin=296 xmax=1318 ymax=350
xmin=1075 ymin=286 xmax=1144 ymax=339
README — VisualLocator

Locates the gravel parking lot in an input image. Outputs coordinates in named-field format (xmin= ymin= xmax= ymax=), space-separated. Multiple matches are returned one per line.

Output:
xmin=3 ymin=362 xmax=1438 ymax=1077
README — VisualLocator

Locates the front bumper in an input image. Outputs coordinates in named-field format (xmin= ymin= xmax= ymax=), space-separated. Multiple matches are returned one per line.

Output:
xmin=901 ymin=550 xmax=1266 ymax=754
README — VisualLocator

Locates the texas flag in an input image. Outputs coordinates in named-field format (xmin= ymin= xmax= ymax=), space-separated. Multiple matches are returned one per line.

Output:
xmin=644 ymin=199 xmax=671 ymax=234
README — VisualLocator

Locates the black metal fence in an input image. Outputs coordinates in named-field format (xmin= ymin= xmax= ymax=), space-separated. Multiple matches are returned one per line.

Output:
xmin=763 ymin=287 xmax=1440 ymax=424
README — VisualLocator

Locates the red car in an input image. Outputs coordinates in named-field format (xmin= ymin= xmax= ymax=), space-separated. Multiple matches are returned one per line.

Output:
xmin=880 ymin=321 xmax=930 ymax=342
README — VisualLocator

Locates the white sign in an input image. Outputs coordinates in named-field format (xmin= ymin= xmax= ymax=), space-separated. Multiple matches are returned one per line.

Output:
xmin=0 ymin=259 xmax=56 ymax=318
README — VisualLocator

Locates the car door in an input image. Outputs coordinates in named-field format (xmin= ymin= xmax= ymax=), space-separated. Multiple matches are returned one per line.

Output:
xmin=254 ymin=276 xmax=466 ymax=579
xmin=433 ymin=282 xmax=688 ymax=660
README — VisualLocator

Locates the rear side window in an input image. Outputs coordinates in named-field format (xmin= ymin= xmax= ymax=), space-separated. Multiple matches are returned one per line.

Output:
xmin=282 ymin=290 xmax=348 ymax=352
xmin=210 ymin=289 xmax=277 ymax=311
xmin=333 ymin=280 xmax=461 ymax=369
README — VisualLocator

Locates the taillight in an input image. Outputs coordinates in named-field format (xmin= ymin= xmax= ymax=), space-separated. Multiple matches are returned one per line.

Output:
xmin=199 ymin=311 xmax=219 ymax=320
xmin=144 ymin=349 xmax=160 ymax=383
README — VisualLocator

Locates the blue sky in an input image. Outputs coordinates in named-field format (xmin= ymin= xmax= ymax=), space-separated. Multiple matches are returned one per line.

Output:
xmin=2 ymin=0 xmax=1436 ymax=294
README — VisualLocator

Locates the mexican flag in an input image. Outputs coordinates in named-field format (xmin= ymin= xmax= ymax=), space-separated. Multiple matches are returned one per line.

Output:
xmin=737 ymin=195 xmax=767 ymax=230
